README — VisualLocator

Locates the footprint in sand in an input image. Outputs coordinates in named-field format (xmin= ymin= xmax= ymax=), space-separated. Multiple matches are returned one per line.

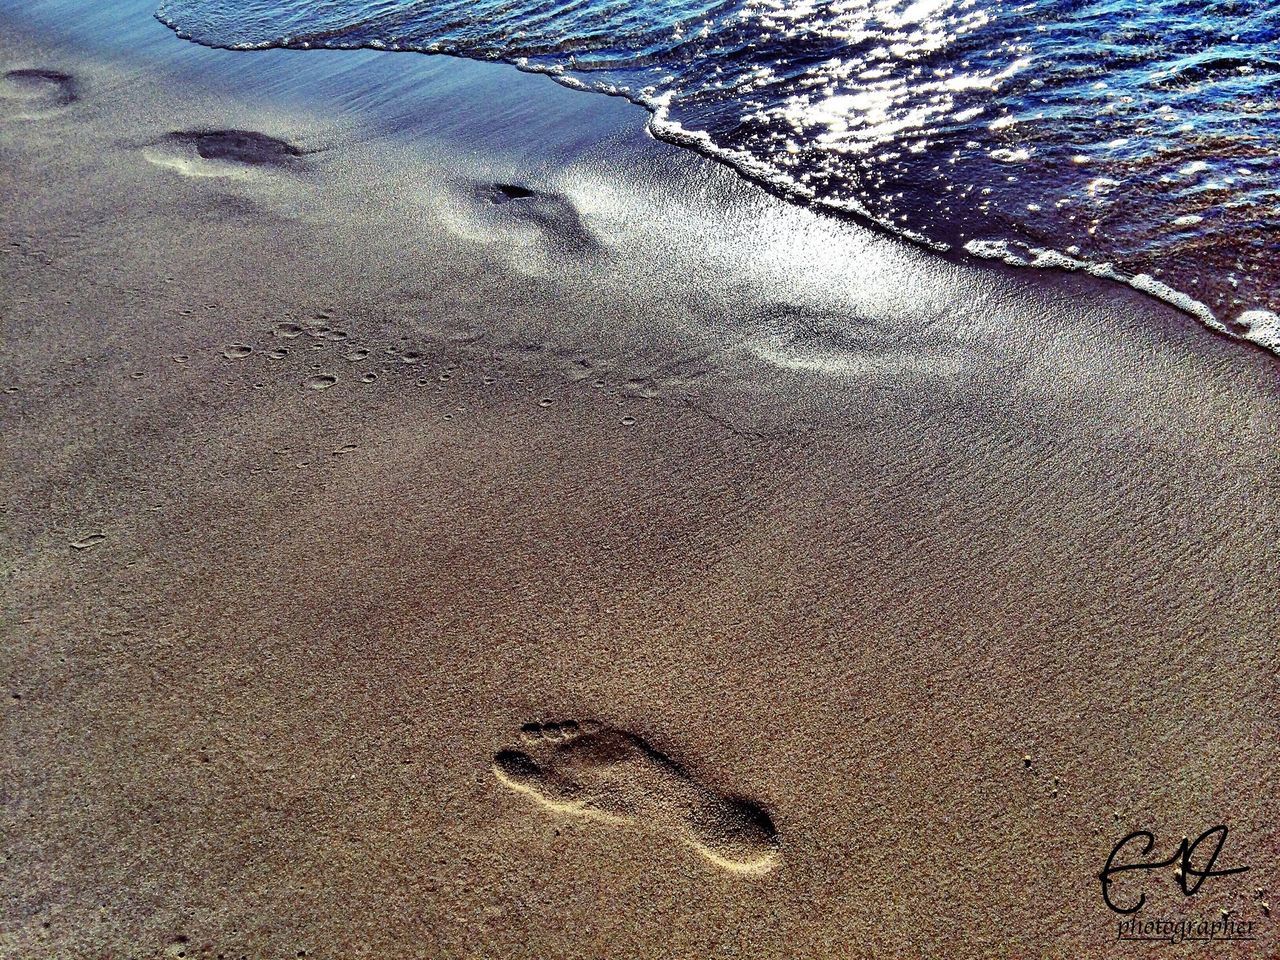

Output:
xmin=490 ymin=182 xmax=597 ymax=251
xmin=143 ymin=129 xmax=308 ymax=178
xmin=450 ymin=180 xmax=599 ymax=267
xmin=0 ymin=69 xmax=78 ymax=117
xmin=493 ymin=721 xmax=780 ymax=873
xmin=745 ymin=303 xmax=970 ymax=379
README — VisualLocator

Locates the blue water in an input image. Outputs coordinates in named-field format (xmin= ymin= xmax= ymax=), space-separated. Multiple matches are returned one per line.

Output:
xmin=155 ymin=0 xmax=1280 ymax=352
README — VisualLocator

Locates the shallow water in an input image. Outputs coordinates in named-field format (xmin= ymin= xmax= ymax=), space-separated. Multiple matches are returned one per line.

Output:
xmin=155 ymin=0 xmax=1279 ymax=353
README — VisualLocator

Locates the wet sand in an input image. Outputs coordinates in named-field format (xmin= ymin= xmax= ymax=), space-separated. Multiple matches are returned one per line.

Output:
xmin=2 ymin=5 xmax=1278 ymax=959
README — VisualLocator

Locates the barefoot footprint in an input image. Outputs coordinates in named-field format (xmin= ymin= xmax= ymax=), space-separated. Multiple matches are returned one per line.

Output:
xmin=142 ymin=129 xmax=308 ymax=178
xmin=0 ymin=69 xmax=79 ymax=117
xmin=493 ymin=721 xmax=780 ymax=873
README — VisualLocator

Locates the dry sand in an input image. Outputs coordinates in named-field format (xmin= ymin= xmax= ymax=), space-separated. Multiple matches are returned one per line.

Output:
xmin=1 ymin=6 xmax=1278 ymax=958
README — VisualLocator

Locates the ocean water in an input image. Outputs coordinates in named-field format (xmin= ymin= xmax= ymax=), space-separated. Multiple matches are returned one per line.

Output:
xmin=154 ymin=0 xmax=1279 ymax=353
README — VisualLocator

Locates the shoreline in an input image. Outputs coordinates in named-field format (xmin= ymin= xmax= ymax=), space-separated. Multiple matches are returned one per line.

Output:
xmin=148 ymin=1 xmax=1280 ymax=361
xmin=14 ymin=0 xmax=1280 ymax=360
xmin=2 ymin=3 xmax=1278 ymax=959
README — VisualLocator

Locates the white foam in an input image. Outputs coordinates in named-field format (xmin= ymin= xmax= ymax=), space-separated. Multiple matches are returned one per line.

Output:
xmin=1236 ymin=310 xmax=1280 ymax=353
xmin=963 ymin=239 xmax=1028 ymax=265
xmin=958 ymin=238 xmax=1277 ymax=357
xmin=1128 ymin=273 xmax=1222 ymax=331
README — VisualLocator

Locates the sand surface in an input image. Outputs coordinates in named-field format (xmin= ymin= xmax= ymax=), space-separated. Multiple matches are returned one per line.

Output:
xmin=2 ymin=6 xmax=1278 ymax=958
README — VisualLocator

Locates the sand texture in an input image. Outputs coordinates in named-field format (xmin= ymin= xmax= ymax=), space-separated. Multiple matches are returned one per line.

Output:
xmin=2 ymin=7 xmax=1278 ymax=959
